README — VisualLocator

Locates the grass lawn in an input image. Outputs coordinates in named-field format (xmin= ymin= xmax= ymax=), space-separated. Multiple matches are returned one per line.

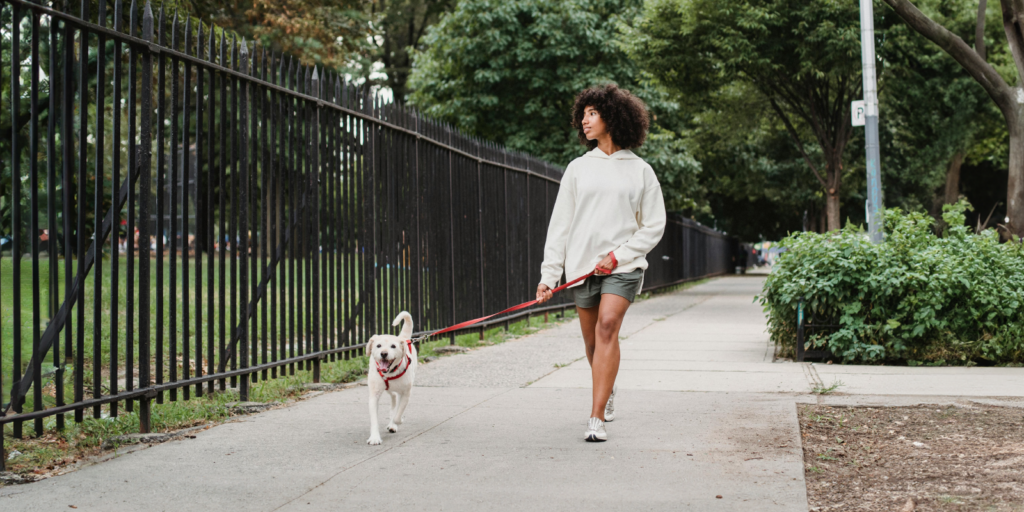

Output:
xmin=0 ymin=252 xmax=367 ymax=418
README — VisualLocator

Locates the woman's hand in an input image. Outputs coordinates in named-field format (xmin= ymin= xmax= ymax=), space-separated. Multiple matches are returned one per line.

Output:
xmin=536 ymin=284 xmax=553 ymax=304
xmin=594 ymin=252 xmax=617 ymax=275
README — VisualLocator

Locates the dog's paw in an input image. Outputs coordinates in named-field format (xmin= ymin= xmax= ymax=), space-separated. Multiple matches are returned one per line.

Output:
xmin=386 ymin=422 xmax=398 ymax=433
xmin=367 ymin=435 xmax=382 ymax=445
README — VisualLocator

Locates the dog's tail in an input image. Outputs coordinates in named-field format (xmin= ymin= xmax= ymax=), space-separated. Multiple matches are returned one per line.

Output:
xmin=393 ymin=311 xmax=414 ymax=340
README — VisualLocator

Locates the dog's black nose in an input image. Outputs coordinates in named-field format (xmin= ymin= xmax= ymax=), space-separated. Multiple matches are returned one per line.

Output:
xmin=380 ymin=351 xmax=389 ymax=359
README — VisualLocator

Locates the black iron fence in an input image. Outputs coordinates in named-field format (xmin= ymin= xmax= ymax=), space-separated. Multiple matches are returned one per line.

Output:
xmin=0 ymin=0 xmax=734 ymax=458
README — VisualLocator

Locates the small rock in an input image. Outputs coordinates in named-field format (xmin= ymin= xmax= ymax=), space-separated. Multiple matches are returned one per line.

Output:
xmin=911 ymin=442 xmax=928 ymax=449
xmin=423 ymin=356 xmax=438 ymax=363
xmin=226 ymin=401 xmax=273 ymax=415
xmin=716 ymin=495 xmax=723 ymax=499
xmin=0 ymin=472 xmax=35 ymax=485
xmin=7 ymin=449 xmax=22 ymax=460
xmin=434 ymin=346 xmax=468 ymax=355
xmin=899 ymin=498 xmax=916 ymax=512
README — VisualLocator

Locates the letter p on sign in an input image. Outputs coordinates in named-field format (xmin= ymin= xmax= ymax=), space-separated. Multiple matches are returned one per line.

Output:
xmin=851 ymin=100 xmax=866 ymax=127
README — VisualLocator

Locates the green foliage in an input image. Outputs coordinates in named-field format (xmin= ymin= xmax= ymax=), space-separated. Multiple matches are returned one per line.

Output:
xmin=409 ymin=0 xmax=641 ymax=165
xmin=408 ymin=0 xmax=703 ymax=211
xmin=625 ymin=0 xmax=864 ymax=232
xmin=760 ymin=201 xmax=1024 ymax=364
xmin=871 ymin=0 xmax=1004 ymax=215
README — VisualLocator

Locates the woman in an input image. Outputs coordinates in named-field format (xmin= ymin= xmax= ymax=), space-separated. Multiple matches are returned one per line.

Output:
xmin=536 ymin=84 xmax=666 ymax=442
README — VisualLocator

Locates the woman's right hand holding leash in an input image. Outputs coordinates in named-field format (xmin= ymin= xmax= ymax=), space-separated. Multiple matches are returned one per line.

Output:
xmin=536 ymin=284 xmax=553 ymax=304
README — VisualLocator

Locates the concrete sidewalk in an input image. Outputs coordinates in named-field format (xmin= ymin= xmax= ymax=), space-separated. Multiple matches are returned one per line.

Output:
xmin=2 ymin=276 xmax=1021 ymax=511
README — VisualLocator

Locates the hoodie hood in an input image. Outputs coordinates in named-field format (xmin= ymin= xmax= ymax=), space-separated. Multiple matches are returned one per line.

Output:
xmin=584 ymin=148 xmax=640 ymax=160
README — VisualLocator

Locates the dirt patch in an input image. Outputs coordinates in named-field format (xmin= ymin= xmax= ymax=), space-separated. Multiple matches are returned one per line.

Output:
xmin=799 ymin=404 xmax=1024 ymax=511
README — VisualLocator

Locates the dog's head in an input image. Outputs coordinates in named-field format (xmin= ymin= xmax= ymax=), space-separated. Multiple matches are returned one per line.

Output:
xmin=367 ymin=335 xmax=408 ymax=374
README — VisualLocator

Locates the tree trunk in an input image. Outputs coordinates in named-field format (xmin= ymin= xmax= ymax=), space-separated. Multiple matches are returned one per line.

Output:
xmin=825 ymin=161 xmax=841 ymax=231
xmin=826 ymin=192 xmax=841 ymax=231
xmin=1007 ymin=105 xmax=1024 ymax=236
xmin=944 ymin=151 xmax=964 ymax=204
xmin=931 ymin=151 xmax=964 ymax=233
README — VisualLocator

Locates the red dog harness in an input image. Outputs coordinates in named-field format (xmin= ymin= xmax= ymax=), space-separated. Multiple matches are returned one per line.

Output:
xmin=378 ymin=339 xmax=414 ymax=390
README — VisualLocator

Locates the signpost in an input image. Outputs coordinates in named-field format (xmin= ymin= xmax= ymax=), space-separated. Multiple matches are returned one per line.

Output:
xmin=859 ymin=0 xmax=884 ymax=243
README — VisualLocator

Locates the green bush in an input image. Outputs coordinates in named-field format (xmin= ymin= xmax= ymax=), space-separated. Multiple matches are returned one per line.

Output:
xmin=760 ymin=202 xmax=1024 ymax=365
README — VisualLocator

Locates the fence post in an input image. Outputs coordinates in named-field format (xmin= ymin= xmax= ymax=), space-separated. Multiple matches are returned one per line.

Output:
xmin=448 ymin=127 xmax=456 ymax=346
xmin=238 ymin=40 xmax=250 ymax=402
xmin=311 ymin=67 xmax=321 ymax=384
xmin=138 ymin=0 xmax=155 ymax=433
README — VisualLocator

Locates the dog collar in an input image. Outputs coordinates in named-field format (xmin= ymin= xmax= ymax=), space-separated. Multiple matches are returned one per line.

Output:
xmin=378 ymin=339 xmax=414 ymax=390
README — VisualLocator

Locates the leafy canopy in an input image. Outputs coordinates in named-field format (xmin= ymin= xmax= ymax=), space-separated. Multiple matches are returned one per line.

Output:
xmin=408 ymin=0 xmax=703 ymax=211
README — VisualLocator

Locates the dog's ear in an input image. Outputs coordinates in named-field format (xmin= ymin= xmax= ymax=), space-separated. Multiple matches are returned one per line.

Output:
xmin=365 ymin=335 xmax=377 ymax=356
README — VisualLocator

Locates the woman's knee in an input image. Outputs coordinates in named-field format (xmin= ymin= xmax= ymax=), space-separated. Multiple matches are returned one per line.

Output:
xmin=595 ymin=315 xmax=621 ymax=339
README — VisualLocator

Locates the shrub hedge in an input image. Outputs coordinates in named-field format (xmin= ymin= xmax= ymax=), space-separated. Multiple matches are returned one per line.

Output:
xmin=760 ymin=202 xmax=1024 ymax=365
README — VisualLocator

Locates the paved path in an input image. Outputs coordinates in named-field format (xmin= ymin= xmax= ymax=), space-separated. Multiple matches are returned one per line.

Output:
xmin=3 ymin=276 xmax=1022 ymax=511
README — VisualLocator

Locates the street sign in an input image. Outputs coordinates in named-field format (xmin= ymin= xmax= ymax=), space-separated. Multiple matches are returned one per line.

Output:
xmin=851 ymin=100 xmax=865 ymax=126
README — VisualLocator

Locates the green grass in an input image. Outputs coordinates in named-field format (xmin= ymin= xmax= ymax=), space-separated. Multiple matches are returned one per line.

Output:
xmin=0 ymin=253 xmax=369 ymax=418
xmin=812 ymin=379 xmax=844 ymax=395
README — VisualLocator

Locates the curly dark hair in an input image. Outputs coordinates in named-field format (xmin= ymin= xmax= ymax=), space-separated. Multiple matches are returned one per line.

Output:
xmin=571 ymin=84 xmax=650 ymax=151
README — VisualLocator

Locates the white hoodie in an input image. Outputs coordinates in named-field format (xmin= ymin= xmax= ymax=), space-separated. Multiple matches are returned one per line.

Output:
xmin=539 ymin=148 xmax=667 ymax=290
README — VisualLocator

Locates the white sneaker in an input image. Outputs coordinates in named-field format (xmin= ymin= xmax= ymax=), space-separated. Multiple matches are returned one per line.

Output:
xmin=584 ymin=417 xmax=607 ymax=442
xmin=604 ymin=384 xmax=617 ymax=422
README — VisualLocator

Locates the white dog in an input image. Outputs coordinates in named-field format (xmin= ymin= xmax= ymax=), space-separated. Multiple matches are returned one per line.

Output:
xmin=366 ymin=311 xmax=417 ymax=445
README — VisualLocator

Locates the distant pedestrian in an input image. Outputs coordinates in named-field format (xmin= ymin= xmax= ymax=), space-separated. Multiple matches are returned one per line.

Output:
xmin=536 ymin=84 xmax=666 ymax=442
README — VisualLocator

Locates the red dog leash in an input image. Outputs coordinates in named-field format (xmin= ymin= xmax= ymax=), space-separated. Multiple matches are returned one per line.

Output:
xmin=422 ymin=257 xmax=615 ymax=341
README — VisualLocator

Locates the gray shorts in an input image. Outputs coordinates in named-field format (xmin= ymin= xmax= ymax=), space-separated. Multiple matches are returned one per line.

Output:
xmin=573 ymin=269 xmax=644 ymax=309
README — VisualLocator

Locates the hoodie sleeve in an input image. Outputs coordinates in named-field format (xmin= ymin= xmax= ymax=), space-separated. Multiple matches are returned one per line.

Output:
xmin=539 ymin=165 xmax=576 ymax=289
xmin=612 ymin=166 xmax=666 ymax=267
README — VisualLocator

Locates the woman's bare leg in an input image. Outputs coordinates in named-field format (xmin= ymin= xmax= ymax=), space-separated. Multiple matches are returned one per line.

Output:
xmin=577 ymin=305 xmax=599 ymax=365
xmin=578 ymin=295 xmax=630 ymax=420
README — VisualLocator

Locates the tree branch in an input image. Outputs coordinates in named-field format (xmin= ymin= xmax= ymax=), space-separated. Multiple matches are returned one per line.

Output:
xmin=882 ymin=0 xmax=1014 ymax=115
xmin=768 ymin=96 xmax=829 ymax=191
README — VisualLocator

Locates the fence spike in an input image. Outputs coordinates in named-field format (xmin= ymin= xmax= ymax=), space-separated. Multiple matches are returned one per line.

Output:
xmin=142 ymin=0 xmax=152 ymax=40
xmin=114 ymin=0 xmax=122 ymax=30
xmin=208 ymin=20 xmax=215 ymax=61
xmin=170 ymin=9 xmax=178 ymax=49
xmin=157 ymin=4 xmax=164 ymax=44
xmin=183 ymin=15 xmax=190 ymax=51
xmin=129 ymin=0 xmax=136 ymax=36
xmin=195 ymin=19 xmax=203 ymax=56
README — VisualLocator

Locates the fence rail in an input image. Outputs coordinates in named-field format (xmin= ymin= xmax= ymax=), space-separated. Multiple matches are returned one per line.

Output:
xmin=0 ymin=0 xmax=734 ymax=463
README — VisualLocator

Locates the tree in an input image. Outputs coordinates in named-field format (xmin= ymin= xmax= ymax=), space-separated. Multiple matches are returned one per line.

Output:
xmin=873 ymin=1 xmax=1002 ymax=230
xmin=626 ymin=0 xmax=865 ymax=231
xmin=881 ymin=0 xmax=1024 ymax=237
xmin=408 ymin=0 xmax=703 ymax=211
xmin=190 ymin=0 xmax=377 ymax=71
xmin=371 ymin=0 xmax=455 ymax=102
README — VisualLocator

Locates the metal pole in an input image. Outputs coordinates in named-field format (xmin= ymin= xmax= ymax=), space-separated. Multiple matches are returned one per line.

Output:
xmin=860 ymin=0 xmax=884 ymax=243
